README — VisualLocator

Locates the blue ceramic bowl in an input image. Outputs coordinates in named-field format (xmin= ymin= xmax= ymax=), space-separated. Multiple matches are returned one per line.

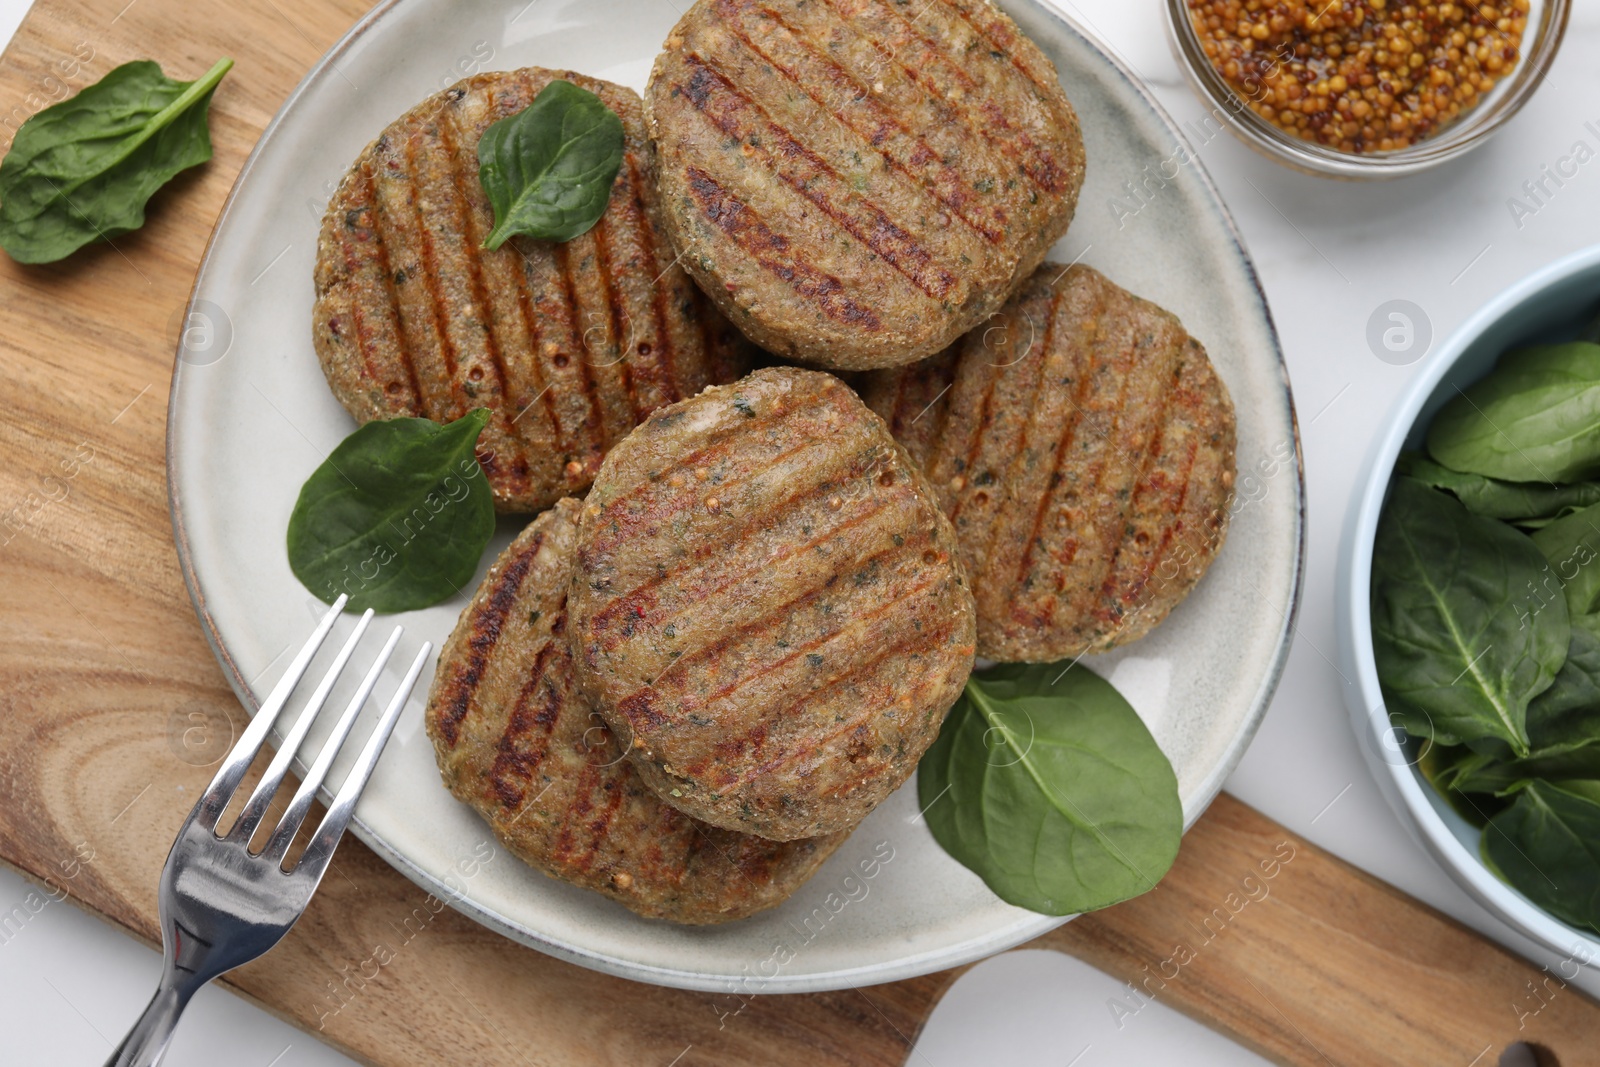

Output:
xmin=1336 ymin=244 xmax=1600 ymax=963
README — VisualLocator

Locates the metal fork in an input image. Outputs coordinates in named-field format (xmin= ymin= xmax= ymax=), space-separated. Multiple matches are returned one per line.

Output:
xmin=105 ymin=595 xmax=431 ymax=1067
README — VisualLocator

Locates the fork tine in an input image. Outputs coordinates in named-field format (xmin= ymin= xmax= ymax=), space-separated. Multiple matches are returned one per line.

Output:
xmin=226 ymin=608 xmax=375 ymax=845
xmin=194 ymin=594 xmax=349 ymax=831
xmin=260 ymin=626 xmax=403 ymax=863
xmin=292 ymin=641 xmax=431 ymax=879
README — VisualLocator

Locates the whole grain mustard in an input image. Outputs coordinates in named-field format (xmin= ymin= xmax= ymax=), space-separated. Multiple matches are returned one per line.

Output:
xmin=1186 ymin=0 xmax=1530 ymax=153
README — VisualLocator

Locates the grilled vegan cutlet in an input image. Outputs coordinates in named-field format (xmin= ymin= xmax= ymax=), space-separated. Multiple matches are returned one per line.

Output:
xmin=569 ymin=367 xmax=977 ymax=841
xmin=645 ymin=0 xmax=1086 ymax=371
xmin=426 ymin=499 xmax=845 ymax=924
xmin=858 ymin=264 xmax=1238 ymax=662
xmin=313 ymin=68 xmax=754 ymax=514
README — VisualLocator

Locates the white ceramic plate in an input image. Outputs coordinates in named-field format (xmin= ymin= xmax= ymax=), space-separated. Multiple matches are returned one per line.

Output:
xmin=168 ymin=0 xmax=1303 ymax=992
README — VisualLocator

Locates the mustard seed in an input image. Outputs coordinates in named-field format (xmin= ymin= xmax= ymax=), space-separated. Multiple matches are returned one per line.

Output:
xmin=1187 ymin=0 xmax=1529 ymax=153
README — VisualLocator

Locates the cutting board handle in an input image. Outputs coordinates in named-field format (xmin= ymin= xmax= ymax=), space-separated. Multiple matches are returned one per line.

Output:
xmin=1013 ymin=794 xmax=1599 ymax=1067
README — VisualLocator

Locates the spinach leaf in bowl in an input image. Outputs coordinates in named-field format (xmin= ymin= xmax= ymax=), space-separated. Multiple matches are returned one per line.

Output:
xmin=918 ymin=662 xmax=1181 ymax=916
xmin=1515 ymin=507 xmax=1589 ymax=531
xmin=1371 ymin=479 xmax=1567 ymax=755
xmin=1417 ymin=745 xmax=1515 ymax=823
xmin=1531 ymin=503 xmax=1600 ymax=616
xmin=1526 ymin=621 xmax=1600 ymax=727
xmin=287 ymin=410 xmax=495 ymax=614
xmin=1394 ymin=451 xmax=1600 ymax=524
xmin=1420 ymin=744 xmax=1494 ymax=793
xmin=1454 ymin=750 xmax=1600 ymax=796
xmin=1429 ymin=627 xmax=1600 ymax=796
xmin=1481 ymin=780 xmax=1600 ymax=936
xmin=1427 ymin=343 xmax=1600 ymax=483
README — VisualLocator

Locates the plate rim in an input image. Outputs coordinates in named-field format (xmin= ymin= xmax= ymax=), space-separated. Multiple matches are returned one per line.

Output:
xmin=166 ymin=0 xmax=1306 ymax=992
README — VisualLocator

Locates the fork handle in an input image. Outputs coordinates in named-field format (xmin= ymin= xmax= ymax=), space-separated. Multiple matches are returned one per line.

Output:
xmin=104 ymin=980 xmax=194 ymax=1067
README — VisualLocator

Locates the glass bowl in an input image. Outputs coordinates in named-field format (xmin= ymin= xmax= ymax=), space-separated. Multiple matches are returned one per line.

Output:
xmin=1164 ymin=0 xmax=1570 ymax=179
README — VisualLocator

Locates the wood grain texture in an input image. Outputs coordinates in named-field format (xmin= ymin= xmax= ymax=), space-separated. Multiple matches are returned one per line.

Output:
xmin=0 ymin=2 xmax=1597 ymax=1065
xmin=1051 ymin=797 xmax=1600 ymax=1067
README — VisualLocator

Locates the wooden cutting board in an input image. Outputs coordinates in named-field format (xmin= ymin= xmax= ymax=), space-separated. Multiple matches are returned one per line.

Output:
xmin=1 ymin=2 xmax=1597 ymax=1064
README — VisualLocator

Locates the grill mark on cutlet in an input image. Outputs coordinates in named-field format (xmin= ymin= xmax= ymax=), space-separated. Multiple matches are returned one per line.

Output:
xmin=683 ymin=166 xmax=883 ymax=331
xmin=587 ymin=448 xmax=893 ymax=653
xmin=996 ymin=286 xmax=1083 ymax=600
xmin=580 ymin=391 xmax=821 ymax=555
xmin=634 ymin=525 xmax=935 ymax=706
xmin=553 ymin=238 xmax=604 ymax=461
xmin=1121 ymin=436 xmax=1202 ymax=624
xmin=544 ymin=750 xmax=629 ymax=874
xmin=405 ymin=127 xmax=463 ymax=417
xmin=947 ymin=282 xmax=1056 ymax=537
xmin=684 ymin=616 xmax=963 ymax=785
xmin=894 ymin=0 xmax=1069 ymax=189
xmin=1029 ymin=289 xmax=1137 ymax=623
xmin=522 ymin=68 xmax=605 ymax=471
xmin=892 ymin=349 xmax=960 ymax=466
xmin=582 ymin=395 xmax=879 ymax=583
xmin=1072 ymin=327 xmax=1185 ymax=634
xmin=588 ymin=207 xmax=641 ymax=427
xmin=1110 ymin=353 xmax=1216 ymax=621
xmin=714 ymin=0 xmax=1005 ymax=244
xmin=352 ymin=161 xmax=423 ymax=408
xmin=508 ymin=239 xmax=562 ymax=450
xmin=700 ymin=295 xmax=752 ymax=384
xmin=624 ymin=151 xmax=683 ymax=402
xmin=945 ymin=331 xmax=1005 ymax=529
xmin=1090 ymin=415 xmax=1171 ymax=633
xmin=572 ymin=768 xmax=629 ymax=872
xmin=332 ymin=208 xmax=388 ymax=406
xmin=438 ymin=102 xmax=511 ymax=405
xmin=1027 ymin=304 xmax=1177 ymax=636
xmin=456 ymin=74 xmax=563 ymax=469
xmin=828 ymin=0 xmax=1068 ymax=194
xmin=681 ymin=56 xmax=955 ymax=303
xmin=549 ymin=756 xmax=602 ymax=867
xmin=944 ymin=0 xmax=1060 ymax=102
xmin=487 ymin=639 xmax=562 ymax=808
xmin=661 ymin=563 xmax=946 ymax=729
xmin=1006 ymin=283 xmax=1105 ymax=597
xmin=436 ymin=100 xmax=526 ymax=488
xmin=499 ymin=74 xmax=560 ymax=455
xmin=432 ymin=532 xmax=543 ymax=746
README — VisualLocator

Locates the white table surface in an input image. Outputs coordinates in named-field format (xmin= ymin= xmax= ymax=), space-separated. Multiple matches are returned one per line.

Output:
xmin=3 ymin=1 xmax=1597 ymax=1064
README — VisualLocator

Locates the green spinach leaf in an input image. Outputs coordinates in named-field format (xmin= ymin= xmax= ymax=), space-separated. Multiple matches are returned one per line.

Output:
xmin=1527 ymin=622 xmax=1600 ymax=730
xmin=1371 ymin=479 xmax=1566 ymax=755
xmin=1482 ymin=781 xmax=1600 ymax=934
xmin=1427 ymin=343 xmax=1600 ymax=483
xmin=1417 ymin=745 xmax=1514 ymax=821
xmin=287 ymin=411 xmax=495 ymax=613
xmin=1531 ymin=503 xmax=1600 ymax=616
xmin=0 ymin=58 xmax=232 ymax=264
xmin=1438 ymin=626 xmax=1600 ymax=795
xmin=918 ymin=662 xmax=1181 ymax=915
xmin=1515 ymin=507 xmax=1588 ymax=531
xmin=1457 ymin=751 xmax=1600 ymax=795
xmin=1394 ymin=451 xmax=1600 ymax=524
xmin=477 ymin=79 xmax=623 ymax=249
